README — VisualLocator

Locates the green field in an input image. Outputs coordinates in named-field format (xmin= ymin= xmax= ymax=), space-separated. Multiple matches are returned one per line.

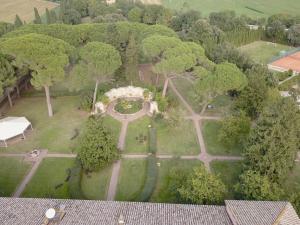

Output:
xmin=211 ymin=160 xmax=243 ymax=199
xmin=0 ymin=157 xmax=31 ymax=197
xmin=202 ymin=120 xmax=243 ymax=156
xmin=22 ymin=158 xmax=75 ymax=198
xmin=81 ymin=165 xmax=112 ymax=200
xmin=5 ymin=96 xmax=87 ymax=153
xmin=116 ymin=159 xmax=147 ymax=201
xmin=162 ymin=0 xmax=300 ymax=17
xmin=239 ymin=41 xmax=295 ymax=64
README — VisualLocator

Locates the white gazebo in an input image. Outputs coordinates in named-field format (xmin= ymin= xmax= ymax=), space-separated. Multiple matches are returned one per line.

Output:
xmin=0 ymin=117 xmax=32 ymax=147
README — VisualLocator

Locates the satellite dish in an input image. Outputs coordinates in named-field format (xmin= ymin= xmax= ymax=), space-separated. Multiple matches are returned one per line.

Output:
xmin=45 ymin=208 xmax=56 ymax=219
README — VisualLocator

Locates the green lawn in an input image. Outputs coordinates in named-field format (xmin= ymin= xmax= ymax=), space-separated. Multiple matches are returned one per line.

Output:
xmin=239 ymin=41 xmax=294 ymax=64
xmin=81 ymin=165 xmax=112 ymax=200
xmin=102 ymin=115 xmax=122 ymax=144
xmin=155 ymin=119 xmax=199 ymax=155
xmin=22 ymin=158 xmax=75 ymax=198
xmin=283 ymin=163 xmax=300 ymax=193
xmin=203 ymin=95 xmax=233 ymax=117
xmin=172 ymin=77 xmax=202 ymax=113
xmin=202 ymin=120 xmax=243 ymax=156
xmin=0 ymin=157 xmax=31 ymax=197
xmin=116 ymin=159 xmax=147 ymax=201
xmin=5 ymin=96 xmax=87 ymax=153
xmin=162 ymin=0 xmax=300 ymax=17
xmin=210 ymin=160 xmax=244 ymax=199
xmin=125 ymin=116 xmax=151 ymax=154
xmin=150 ymin=159 xmax=202 ymax=203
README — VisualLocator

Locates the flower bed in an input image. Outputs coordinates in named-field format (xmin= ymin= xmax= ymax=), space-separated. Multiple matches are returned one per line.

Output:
xmin=114 ymin=99 xmax=143 ymax=114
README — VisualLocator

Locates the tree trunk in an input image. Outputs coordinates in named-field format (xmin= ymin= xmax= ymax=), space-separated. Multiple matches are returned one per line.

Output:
xmin=16 ymin=85 xmax=20 ymax=98
xmin=44 ymin=85 xmax=53 ymax=117
xmin=6 ymin=90 xmax=13 ymax=108
xmin=155 ymin=73 xmax=159 ymax=86
xmin=92 ymin=80 xmax=99 ymax=111
xmin=162 ymin=76 xmax=169 ymax=98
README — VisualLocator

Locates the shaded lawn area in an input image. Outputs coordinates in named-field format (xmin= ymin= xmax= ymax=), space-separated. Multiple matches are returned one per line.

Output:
xmin=210 ymin=160 xmax=244 ymax=199
xmin=5 ymin=96 xmax=87 ymax=153
xmin=125 ymin=116 xmax=151 ymax=154
xmin=239 ymin=41 xmax=294 ymax=64
xmin=81 ymin=165 xmax=112 ymax=200
xmin=202 ymin=120 xmax=243 ymax=156
xmin=167 ymin=87 xmax=189 ymax=115
xmin=203 ymin=95 xmax=233 ymax=117
xmin=0 ymin=157 xmax=31 ymax=197
xmin=155 ymin=119 xmax=199 ymax=155
xmin=283 ymin=163 xmax=300 ymax=194
xmin=150 ymin=159 xmax=202 ymax=203
xmin=172 ymin=77 xmax=202 ymax=113
xmin=116 ymin=159 xmax=147 ymax=201
xmin=22 ymin=158 xmax=75 ymax=198
xmin=102 ymin=115 xmax=122 ymax=144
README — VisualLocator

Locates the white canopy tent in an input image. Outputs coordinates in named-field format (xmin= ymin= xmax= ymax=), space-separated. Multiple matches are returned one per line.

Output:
xmin=0 ymin=117 xmax=32 ymax=147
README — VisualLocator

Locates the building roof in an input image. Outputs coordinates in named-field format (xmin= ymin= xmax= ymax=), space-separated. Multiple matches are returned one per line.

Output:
xmin=0 ymin=198 xmax=299 ymax=225
xmin=0 ymin=117 xmax=31 ymax=141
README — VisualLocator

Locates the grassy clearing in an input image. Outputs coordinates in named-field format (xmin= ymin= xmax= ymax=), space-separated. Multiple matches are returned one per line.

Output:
xmin=283 ymin=163 xmax=300 ymax=193
xmin=0 ymin=157 xmax=31 ymax=197
xmin=210 ymin=160 xmax=243 ymax=199
xmin=202 ymin=120 xmax=243 ymax=156
xmin=22 ymin=158 xmax=75 ymax=198
xmin=0 ymin=0 xmax=59 ymax=23
xmin=150 ymin=159 xmax=202 ymax=203
xmin=162 ymin=0 xmax=300 ymax=17
xmin=155 ymin=119 xmax=199 ymax=155
xmin=203 ymin=95 xmax=233 ymax=117
xmin=5 ymin=96 xmax=87 ymax=153
xmin=125 ymin=116 xmax=151 ymax=154
xmin=239 ymin=41 xmax=294 ymax=64
xmin=172 ymin=77 xmax=202 ymax=113
xmin=116 ymin=159 xmax=147 ymax=201
xmin=102 ymin=115 xmax=122 ymax=144
xmin=81 ymin=165 xmax=112 ymax=200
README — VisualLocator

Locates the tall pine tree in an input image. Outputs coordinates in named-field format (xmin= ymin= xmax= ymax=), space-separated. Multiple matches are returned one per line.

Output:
xmin=33 ymin=7 xmax=42 ymax=24
xmin=45 ymin=8 xmax=51 ymax=24
xmin=14 ymin=15 xmax=23 ymax=28
xmin=124 ymin=33 xmax=138 ymax=84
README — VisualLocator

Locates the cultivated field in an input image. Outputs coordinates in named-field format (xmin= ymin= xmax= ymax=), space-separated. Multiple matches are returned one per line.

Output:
xmin=162 ymin=0 xmax=300 ymax=17
xmin=0 ymin=0 xmax=59 ymax=23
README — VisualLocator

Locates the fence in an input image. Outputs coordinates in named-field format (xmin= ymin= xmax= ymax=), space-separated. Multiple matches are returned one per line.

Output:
xmin=268 ymin=47 xmax=300 ymax=64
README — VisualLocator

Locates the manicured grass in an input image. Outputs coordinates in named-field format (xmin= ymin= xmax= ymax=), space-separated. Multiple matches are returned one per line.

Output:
xmin=203 ymin=95 xmax=233 ymax=117
xmin=125 ymin=116 xmax=151 ymax=153
xmin=22 ymin=158 xmax=75 ymax=198
xmin=172 ymin=77 xmax=202 ymax=113
xmin=239 ymin=41 xmax=294 ymax=64
xmin=210 ymin=160 xmax=244 ymax=199
xmin=116 ymin=159 xmax=147 ymax=201
xmin=162 ymin=0 xmax=300 ymax=17
xmin=283 ymin=163 xmax=300 ymax=193
xmin=202 ymin=120 xmax=243 ymax=156
xmin=150 ymin=159 xmax=202 ymax=203
xmin=81 ymin=165 xmax=112 ymax=200
xmin=0 ymin=157 xmax=31 ymax=197
xmin=5 ymin=96 xmax=87 ymax=153
xmin=155 ymin=119 xmax=199 ymax=155
xmin=102 ymin=115 xmax=122 ymax=143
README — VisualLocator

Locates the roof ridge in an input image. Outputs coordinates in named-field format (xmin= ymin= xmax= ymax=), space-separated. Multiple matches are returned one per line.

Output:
xmin=272 ymin=203 xmax=289 ymax=225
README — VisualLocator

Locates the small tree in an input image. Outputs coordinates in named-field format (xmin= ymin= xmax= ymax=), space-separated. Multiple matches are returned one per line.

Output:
xmin=50 ymin=10 xmax=58 ymax=23
xmin=78 ymin=116 xmax=119 ymax=171
xmin=14 ymin=15 xmax=23 ymax=27
xmin=178 ymin=165 xmax=226 ymax=204
xmin=71 ymin=42 xmax=121 ymax=110
xmin=45 ymin=8 xmax=51 ymax=24
xmin=128 ymin=7 xmax=143 ymax=22
xmin=33 ymin=7 xmax=42 ymax=24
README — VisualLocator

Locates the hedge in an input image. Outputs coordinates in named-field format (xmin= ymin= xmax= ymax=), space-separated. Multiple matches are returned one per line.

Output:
xmin=68 ymin=159 xmax=85 ymax=199
xmin=148 ymin=127 xmax=157 ymax=154
xmin=136 ymin=155 xmax=158 ymax=202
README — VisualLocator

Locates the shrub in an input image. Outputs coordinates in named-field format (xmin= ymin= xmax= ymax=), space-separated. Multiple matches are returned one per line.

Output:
xmin=79 ymin=92 xmax=93 ymax=111
xmin=68 ymin=159 xmax=85 ymax=199
xmin=99 ymin=95 xmax=110 ymax=105
xmin=148 ymin=127 xmax=157 ymax=154
xmin=137 ymin=155 xmax=158 ymax=202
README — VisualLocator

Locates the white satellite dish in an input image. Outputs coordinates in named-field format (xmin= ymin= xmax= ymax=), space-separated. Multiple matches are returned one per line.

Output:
xmin=45 ymin=208 xmax=56 ymax=219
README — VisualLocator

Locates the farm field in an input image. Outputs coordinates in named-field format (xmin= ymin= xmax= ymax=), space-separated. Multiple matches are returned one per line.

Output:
xmin=162 ymin=0 xmax=300 ymax=17
xmin=0 ymin=0 xmax=59 ymax=23
xmin=239 ymin=41 xmax=295 ymax=64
